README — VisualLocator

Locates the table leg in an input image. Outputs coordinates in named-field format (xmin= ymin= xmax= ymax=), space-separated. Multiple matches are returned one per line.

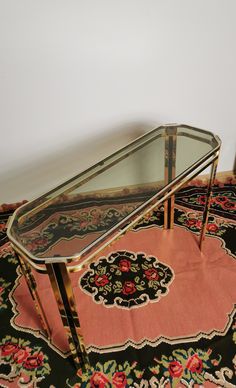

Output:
xmin=164 ymin=197 xmax=175 ymax=229
xmin=199 ymin=157 xmax=219 ymax=249
xmin=46 ymin=262 xmax=90 ymax=371
xmin=164 ymin=127 xmax=177 ymax=229
xmin=16 ymin=252 xmax=51 ymax=337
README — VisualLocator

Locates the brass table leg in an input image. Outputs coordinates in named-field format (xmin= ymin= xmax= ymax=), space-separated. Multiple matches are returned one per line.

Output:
xmin=164 ymin=127 xmax=177 ymax=229
xmin=199 ymin=157 xmax=219 ymax=249
xmin=46 ymin=262 xmax=90 ymax=371
xmin=16 ymin=252 xmax=51 ymax=337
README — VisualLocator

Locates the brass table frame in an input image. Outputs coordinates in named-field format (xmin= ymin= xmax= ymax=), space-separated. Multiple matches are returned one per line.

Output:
xmin=7 ymin=124 xmax=221 ymax=371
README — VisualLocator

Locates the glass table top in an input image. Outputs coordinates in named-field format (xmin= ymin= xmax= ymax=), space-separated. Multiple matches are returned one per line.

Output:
xmin=7 ymin=124 xmax=220 ymax=263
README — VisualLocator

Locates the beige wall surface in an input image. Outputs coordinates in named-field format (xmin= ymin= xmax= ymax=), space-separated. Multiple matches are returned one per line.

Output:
xmin=0 ymin=0 xmax=236 ymax=202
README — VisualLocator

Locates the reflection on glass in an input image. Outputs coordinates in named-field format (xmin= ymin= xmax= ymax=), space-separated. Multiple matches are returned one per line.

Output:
xmin=9 ymin=125 xmax=219 ymax=260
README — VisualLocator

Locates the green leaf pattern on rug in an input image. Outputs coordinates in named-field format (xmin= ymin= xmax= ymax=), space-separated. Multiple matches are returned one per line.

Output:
xmin=66 ymin=347 xmax=219 ymax=387
xmin=0 ymin=242 xmax=18 ymax=265
xmin=0 ymin=335 xmax=51 ymax=387
xmin=67 ymin=359 xmax=137 ymax=387
xmin=178 ymin=211 xmax=233 ymax=236
xmin=154 ymin=347 xmax=213 ymax=386
xmin=80 ymin=250 xmax=174 ymax=308
xmin=0 ymin=277 xmax=11 ymax=310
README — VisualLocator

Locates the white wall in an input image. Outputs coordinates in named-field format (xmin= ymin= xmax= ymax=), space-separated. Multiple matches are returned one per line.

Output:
xmin=0 ymin=0 xmax=235 ymax=203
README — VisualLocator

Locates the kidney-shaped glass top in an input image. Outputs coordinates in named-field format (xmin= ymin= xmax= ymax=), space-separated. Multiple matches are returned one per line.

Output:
xmin=7 ymin=124 xmax=220 ymax=264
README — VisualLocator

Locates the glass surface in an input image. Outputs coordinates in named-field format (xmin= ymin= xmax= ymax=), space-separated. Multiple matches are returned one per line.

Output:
xmin=8 ymin=125 xmax=219 ymax=260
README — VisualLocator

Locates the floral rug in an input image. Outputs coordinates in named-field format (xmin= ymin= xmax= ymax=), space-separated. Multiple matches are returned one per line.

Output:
xmin=0 ymin=178 xmax=235 ymax=388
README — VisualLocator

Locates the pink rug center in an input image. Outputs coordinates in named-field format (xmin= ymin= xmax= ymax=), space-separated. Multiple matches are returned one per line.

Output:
xmin=12 ymin=226 xmax=236 ymax=354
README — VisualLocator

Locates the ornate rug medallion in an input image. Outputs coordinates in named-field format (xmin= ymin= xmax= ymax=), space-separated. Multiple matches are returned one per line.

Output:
xmin=79 ymin=250 xmax=174 ymax=308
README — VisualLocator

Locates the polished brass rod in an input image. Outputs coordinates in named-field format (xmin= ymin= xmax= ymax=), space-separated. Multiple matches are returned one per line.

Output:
xmin=68 ymin=153 xmax=219 ymax=272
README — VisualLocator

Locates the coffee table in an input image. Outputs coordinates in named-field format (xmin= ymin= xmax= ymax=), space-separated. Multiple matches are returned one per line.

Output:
xmin=7 ymin=124 xmax=221 ymax=370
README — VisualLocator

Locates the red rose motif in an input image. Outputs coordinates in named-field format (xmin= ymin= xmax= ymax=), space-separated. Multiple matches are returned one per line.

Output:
xmin=207 ymin=223 xmax=219 ymax=233
xmin=23 ymin=352 xmax=44 ymax=370
xmin=27 ymin=237 xmax=48 ymax=252
xmin=186 ymin=354 xmax=203 ymax=374
xmin=186 ymin=219 xmax=202 ymax=229
xmin=13 ymin=347 xmax=31 ymax=364
xmin=187 ymin=219 xmax=197 ymax=227
xmin=196 ymin=220 xmax=202 ymax=229
xmin=189 ymin=219 xmax=199 ymax=228
xmin=27 ymin=242 xmax=38 ymax=252
xmin=35 ymin=237 xmax=48 ymax=246
xmin=168 ymin=361 xmax=183 ymax=378
xmin=0 ymin=286 xmax=4 ymax=295
xmin=1 ymin=342 xmax=19 ymax=356
xmin=90 ymin=371 xmax=109 ymax=388
xmin=214 ymin=196 xmax=228 ymax=204
xmin=222 ymin=201 xmax=235 ymax=210
xmin=122 ymin=281 xmax=136 ymax=295
xmin=95 ymin=274 xmax=109 ymax=287
xmin=145 ymin=268 xmax=159 ymax=281
xmin=80 ymin=220 xmax=89 ymax=229
xmin=119 ymin=259 xmax=131 ymax=272
xmin=1 ymin=243 xmax=12 ymax=255
xmin=198 ymin=195 xmax=206 ymax=205
xmin=211 ymin=358 xmax=220 ymax=366
xmin=0 ymin=223 xmax=6 ymax=232
xmin=112 ymin=371 xmax=127 ymax=387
